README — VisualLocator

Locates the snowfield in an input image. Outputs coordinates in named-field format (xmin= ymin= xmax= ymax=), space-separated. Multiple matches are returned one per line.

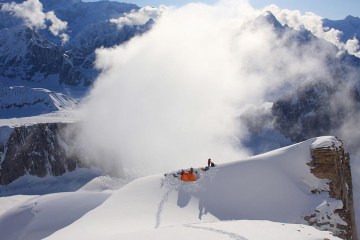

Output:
xmin=0 ymin=85 xmax=78 ymax=119
xmin=0 ymin=109 xmax=78 ymax=128
xmin=0 ymin=137 xmax=345 ymax=240
xmin=78 ymin=220 xmax=339 ymax=240
xmin=0 ymin=85 xmax=79 ymax=128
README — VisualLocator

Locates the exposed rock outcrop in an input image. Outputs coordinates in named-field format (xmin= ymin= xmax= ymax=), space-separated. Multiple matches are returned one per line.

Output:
xmin=306 ymin=137 xmax=357 ymax=240
xmin=0 ymin=123 xmax=81 ymax=185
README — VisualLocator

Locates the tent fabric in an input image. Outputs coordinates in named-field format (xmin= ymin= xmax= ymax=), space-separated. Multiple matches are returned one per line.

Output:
xmin=181 ymin=172 xmax=197 ymax=181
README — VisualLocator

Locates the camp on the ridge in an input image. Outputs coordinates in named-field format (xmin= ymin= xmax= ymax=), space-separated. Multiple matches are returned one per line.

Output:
xmin=164 ymin=159 xmax=217 ymax=182
xmin=180 ymin=171 xmax=197 ymax=181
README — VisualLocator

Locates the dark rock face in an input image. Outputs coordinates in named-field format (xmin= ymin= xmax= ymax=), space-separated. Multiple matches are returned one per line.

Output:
xmin=272 ymin=76 xmax=360 ymax=143
xmin=272 ymin=82 xmax=336 ymax=142
xmin=307 ymin=139 xmax=357 ymax=240
xmin=0 ymin=123 xmax=80 ymax=185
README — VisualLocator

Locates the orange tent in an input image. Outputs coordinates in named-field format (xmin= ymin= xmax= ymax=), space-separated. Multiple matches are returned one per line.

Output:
xmin=181 ymin=172 xmax=197 ymax=181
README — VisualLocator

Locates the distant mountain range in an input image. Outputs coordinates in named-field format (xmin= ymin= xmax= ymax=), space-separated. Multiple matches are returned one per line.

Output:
xmin=0 ymin=0 xmax=359 ymax=173
xmin=0 ymin=0 xmax=357 ymax=91
xmin=0 ymin=0 xmax=156 ymax=121
xmin=0 ymin=0 xmax=151 ymax=89
xmin=240 ymin=12 xmax=360 ymax=155
xmin=0 ymin=1 xmax=359 ymax=182
xmin=323 ymin=15 xmax=360 ymax=42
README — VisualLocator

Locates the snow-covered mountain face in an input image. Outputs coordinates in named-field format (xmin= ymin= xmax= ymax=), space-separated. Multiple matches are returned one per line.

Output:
xmin=0 ymin=0 xmax=154 ymax=118
xmin=0 ymin=84 xmax=78 ymax=118
xmin=0 ymin=26 xmax=64 ymax=81
xmin=0 ymin=0 xmax=150 ymax=88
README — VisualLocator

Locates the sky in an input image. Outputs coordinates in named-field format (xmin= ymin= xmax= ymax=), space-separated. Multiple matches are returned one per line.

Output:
xmin=83 ymin=0 xmax=359 ymax=20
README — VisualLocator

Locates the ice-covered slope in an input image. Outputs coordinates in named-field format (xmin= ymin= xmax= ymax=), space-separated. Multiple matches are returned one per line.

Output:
xmin=28 ymin=137 xmax=345 ymax=240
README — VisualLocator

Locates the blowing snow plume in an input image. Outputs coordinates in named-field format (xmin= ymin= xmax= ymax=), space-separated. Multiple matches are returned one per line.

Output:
xmin=74 ymin=0 xmax=354 ymax=178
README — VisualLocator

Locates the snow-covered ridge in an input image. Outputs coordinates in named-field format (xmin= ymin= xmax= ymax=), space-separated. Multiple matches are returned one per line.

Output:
xmin=311 ymin=136 xmax=342 ymax=149
xmin=0 ymin=136 xmax=350 ymax=240
xmin=0 ymin=85 xmax=77 ymax=118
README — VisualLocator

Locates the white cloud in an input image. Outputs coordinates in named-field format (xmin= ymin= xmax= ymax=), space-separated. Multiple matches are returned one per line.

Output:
xmin=264 ymin=4 xmax=360 ymax=57
xmin=46 ymin=11 xmax=69 ymax=43
xmin=1 ymin=0 xmax=46 ymax=29
xmin=75 ymin=0 xmax=336 ymax=177
xmin=66 ymin=2 xmax=360 ymax=229
xmin=345 ymin=37 xmax=360 ymax=57
xmin=1 ymin=0 xmax=69 ymax=43
xmin=110 ymin=5 xmax=168 ymax=28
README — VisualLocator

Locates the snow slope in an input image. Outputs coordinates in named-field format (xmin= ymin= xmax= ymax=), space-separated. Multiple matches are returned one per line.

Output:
xmin=83 ymin=220 xmax=338 ymax=240
xmin=0 ymin=137 xmax=346 ymax=239
xmin=12 ymin=137 xmax=340 ymax=240
xmin=0 ymin=191 xmax=110 ymax=240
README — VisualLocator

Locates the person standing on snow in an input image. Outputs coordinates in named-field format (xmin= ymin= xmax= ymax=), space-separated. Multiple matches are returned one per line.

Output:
xmin=208 ymin=158 xmax=216 ymax=167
